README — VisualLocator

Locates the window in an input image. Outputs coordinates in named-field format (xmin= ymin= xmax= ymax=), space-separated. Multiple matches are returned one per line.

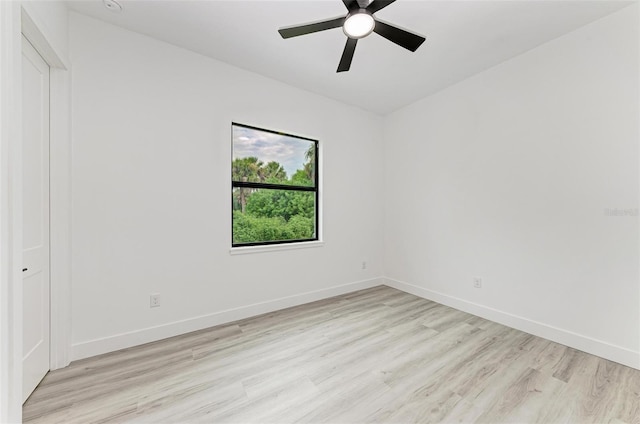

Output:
xmin=232 ymin=123 xmax=319 ymax=247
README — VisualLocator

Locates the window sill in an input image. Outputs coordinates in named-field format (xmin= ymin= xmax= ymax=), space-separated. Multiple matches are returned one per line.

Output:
xmin=229 ymin=240 xmax=324 ymax=255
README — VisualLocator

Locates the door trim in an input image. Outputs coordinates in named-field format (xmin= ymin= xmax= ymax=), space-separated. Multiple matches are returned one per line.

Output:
xmin=0 ymin=2 xmax=23 ymax=421
xmin=0 ymin=3 xmax=70 ymax=420
xmin=21 ymin=6 xmax=71 ymax=373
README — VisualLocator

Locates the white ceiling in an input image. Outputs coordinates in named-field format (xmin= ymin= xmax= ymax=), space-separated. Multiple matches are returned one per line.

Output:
xmin=66 ymin=0 xmax=633 ymax=115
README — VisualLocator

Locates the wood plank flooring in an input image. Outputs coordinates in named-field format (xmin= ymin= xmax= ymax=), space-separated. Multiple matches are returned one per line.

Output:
xmin=23 ymin=286 xmax=640 ymax=423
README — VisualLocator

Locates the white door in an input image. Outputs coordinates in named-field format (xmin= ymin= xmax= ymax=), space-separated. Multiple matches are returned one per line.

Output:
xmin=21 ymin=35 xmax=50 ymax=403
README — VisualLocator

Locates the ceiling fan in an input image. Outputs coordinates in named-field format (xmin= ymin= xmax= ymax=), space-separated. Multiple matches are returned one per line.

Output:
xmin=278 ymin=0 xmax=426 ymax=73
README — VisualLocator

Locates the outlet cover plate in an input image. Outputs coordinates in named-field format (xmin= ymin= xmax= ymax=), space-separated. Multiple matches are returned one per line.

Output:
xmin=473 ymin=277 xmax=482 ymax=288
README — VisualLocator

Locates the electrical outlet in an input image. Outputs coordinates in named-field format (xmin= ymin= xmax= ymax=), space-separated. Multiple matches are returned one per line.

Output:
xmin=473 ymin=277 xmax=482 ymax=288
xmin=362 ymin=261 xmax=367 ymax=270
xmin=150 ymin=293 xmax=161 ymax=308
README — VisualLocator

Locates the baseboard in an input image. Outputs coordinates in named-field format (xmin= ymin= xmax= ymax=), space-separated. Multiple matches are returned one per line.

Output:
xmin=71 ymin=278 xmax=384 ymax=361
xmin=384 ymin=277 xmax=640 ymax=370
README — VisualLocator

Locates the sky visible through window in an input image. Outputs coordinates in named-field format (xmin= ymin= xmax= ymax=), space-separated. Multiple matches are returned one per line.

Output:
xmin=233 ymin=125 xmax=310 ymax=179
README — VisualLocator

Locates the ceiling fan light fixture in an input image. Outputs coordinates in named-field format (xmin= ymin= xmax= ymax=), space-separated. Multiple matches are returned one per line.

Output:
xmin=343 ymin=12 xmax=375 ymax=39
xmin=278 ymin=0 xmax=426 ymax=73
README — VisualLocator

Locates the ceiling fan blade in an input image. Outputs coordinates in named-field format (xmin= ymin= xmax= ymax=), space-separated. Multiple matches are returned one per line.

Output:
xmin=373 ymin=20 xmax=425 ymax=52
xmin=366 ymin=0 xmax=397 ymax=14
xmin=278 ymin=17 xmax=346 ymax=39
xmin=342 ymin=0 xmax=361 ymax=12
xmin=337 ymin=38 xmax=358 ymax=73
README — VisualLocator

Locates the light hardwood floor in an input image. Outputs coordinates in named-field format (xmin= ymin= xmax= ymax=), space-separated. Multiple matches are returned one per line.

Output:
xmin=23 ymin=286 xmax=640 ymax=423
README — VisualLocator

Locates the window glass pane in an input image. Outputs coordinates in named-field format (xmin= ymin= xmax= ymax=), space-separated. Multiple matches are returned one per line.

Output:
xmin=232 ymin=188 xmax=316 ymax=245
xmin=232 ymin=125 xmax=316 ymax=187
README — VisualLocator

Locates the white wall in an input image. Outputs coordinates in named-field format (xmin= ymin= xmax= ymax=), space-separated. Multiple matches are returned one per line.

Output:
xmin=384 ymin=4 xmax=639 ymax=368
xmin=69 ymin=12 xmax=385 ymax=359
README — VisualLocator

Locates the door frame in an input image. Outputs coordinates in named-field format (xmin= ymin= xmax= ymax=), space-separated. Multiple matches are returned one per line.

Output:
xmin=21 ymin=5 xmax=72 ymax=374
xmin=0 ymin=2 xmax=70 ymax=421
